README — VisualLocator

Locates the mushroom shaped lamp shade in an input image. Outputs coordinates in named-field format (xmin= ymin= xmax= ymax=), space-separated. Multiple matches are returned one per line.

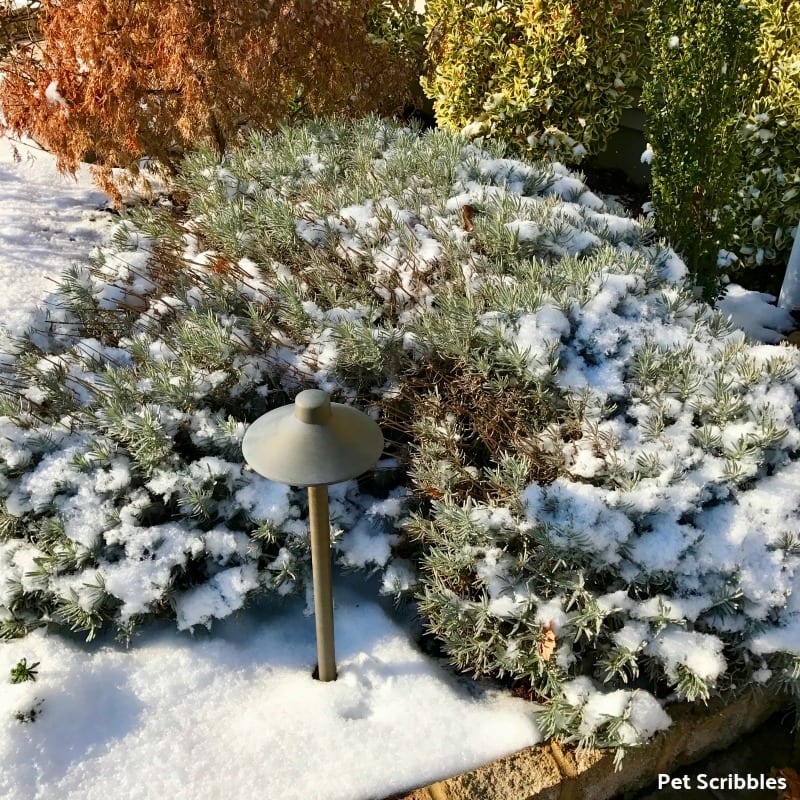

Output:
xmin=241 ymin=390 xmax=384 ymax=486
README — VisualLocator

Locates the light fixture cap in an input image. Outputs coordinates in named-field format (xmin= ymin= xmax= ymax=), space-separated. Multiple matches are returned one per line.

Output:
xmin=242 ymin=390 xmax=384 ymax=486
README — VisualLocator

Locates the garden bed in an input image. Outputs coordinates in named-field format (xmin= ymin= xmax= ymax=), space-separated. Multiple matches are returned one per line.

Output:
xmin=1 ymin=118 xmax=800 ymax=800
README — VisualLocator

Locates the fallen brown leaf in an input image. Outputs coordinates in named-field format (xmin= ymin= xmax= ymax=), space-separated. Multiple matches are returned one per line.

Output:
xmin=539 ymin=621 xmax=556 ymax=661
xmin=462 ymin=204 xmax=474 ymax=232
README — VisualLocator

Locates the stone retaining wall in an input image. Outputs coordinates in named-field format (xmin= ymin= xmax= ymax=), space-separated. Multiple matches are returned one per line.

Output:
xmin=387 ymin=689 xmax=790 ymax=800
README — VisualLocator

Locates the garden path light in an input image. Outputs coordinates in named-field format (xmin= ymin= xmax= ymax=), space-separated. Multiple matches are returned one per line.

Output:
xmin=778 ymin=223 xmax=800 ymax=312
xmin=242 ymin=389 xmax=384 ymax=681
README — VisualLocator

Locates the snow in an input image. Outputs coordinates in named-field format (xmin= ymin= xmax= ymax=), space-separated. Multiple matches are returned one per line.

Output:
xmin=44 ymin=82 xmax=69 ymax=114
xmin=561 ymin=677 xmax=670 ymax=745
xmin=0 ymin=582 xmax=540 ymax=800
xmin=645 ymin=629 xmax=726 ymax=683
xmin=174 ymin=563 xmax=260 ymax=630
xmin=234 ymin=475 xmax=293 ymax=523
xmin=337 ymin=517 xmax=397 ymax=570
xmin=0 ymin=135 xmax=115 ymax=338
xmin=716 ymin=284 xmax=795 ymax=343
xmin=750 ymin=615 xmax=800 ymax=655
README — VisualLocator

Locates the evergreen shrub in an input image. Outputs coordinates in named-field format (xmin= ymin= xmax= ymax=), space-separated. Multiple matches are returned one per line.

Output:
xmin=728 ymin=0 xmax=800 ymax=271
xmin=421 ymin=0 xmax=648 ymax=163
xmin=2 ymin=118 xmax=800 ymax=755
xmin=642 ymin=0 xmax=761 ymax=297
xmin=643 ymin=0 xmax=800 ymax=284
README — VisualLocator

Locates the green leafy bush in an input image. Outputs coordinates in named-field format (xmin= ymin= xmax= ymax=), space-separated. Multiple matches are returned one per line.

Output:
xmin=643 ymin=0 xmax=800 ymax=283
xmin=642 ymin=0 xmax=761 ymax=296
xmin=421 ymin=0 xmax=648 ymax=163
xmin=366 ymin=1 xmax=426 ymax=82
xmin=727 ymin=0 xmax=800 ymax=270
xmin=2 ymin=118 xmax=799 ymax=756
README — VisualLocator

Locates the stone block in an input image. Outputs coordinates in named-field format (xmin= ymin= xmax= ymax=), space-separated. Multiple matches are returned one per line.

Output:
xmin=386 ymin=690 xmax=791 ymax=800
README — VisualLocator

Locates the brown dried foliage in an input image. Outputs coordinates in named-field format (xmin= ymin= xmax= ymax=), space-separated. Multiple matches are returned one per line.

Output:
xmin=381 ymin=355 xmax=568 ymax=504
xmin=0 ymin=0 xmax=414 ymax=201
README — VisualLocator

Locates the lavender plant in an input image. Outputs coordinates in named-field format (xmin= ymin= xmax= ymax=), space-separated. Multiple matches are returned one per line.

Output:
xmin=1 ymin=118 xmax=798 ymax=758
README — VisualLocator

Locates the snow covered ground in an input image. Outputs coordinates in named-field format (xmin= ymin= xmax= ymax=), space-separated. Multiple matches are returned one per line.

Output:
xmin=0 ymin=136 xmax=115 ymax=337
xmin=0 ymin=578 xmax=538 ymax=800
xmin=716 ymin=282 xmax=795 ymax=343
xmin=0 ymin=131 xmax=795 ymax=800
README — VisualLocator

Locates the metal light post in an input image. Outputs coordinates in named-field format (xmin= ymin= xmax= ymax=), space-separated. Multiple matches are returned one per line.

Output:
xmin=778 ymin=223 xmax=800 ymax=312
xmin=241 ymin=389 xmax=384 ymax=682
